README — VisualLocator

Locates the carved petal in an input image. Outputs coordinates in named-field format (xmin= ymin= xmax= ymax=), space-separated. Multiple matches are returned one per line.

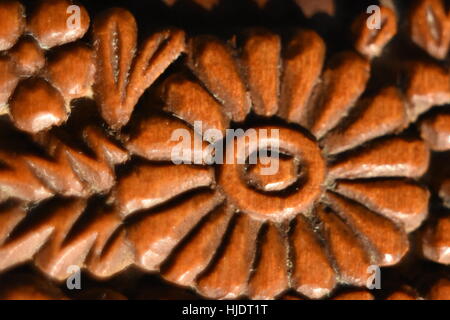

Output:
xmin=114 ymin=162 xmax=215 ymax=217
xmin=290 ymin=215 xmax=336 ymax=299
xmin=409 ymin=0 xmax=450 ymax=60
xmin=196 ymin=214 xmax=262 ymax=299
xmin=241 ymin=29 xmax=281 ymax=117
xmin=328 ymin=137 xmax=430 ymax=180
xmin=309 ymin=51 xmax=370 ymax=139
xmin=160 ymin=73 xmax=229 ymax=137
xmin=0 ymin=56 xmax=19 ymax=111
xmin=33 ymin=199 xmax=93 ymax=281
xmin=420 ymin=110 xmax=450 ymax=151
xmin=93 ymin=8 xmax=138 ymax=129
xmin=0 ymin=151 xmax=54 ymax=203
xmin=125 ymin=29 xmax=185 ymax=111
xmin=162 ymin=204 xmax=233 ymax=287
xmin=0 ymin=1 xmax=25 ymax=51
xmin=128 ymin=190 xmax=224 ymax=271
xmin=45 ymin=43 xmax=96 ymax=103
xmin=125 ymin=112 xmax=212 ymax=164
xmin=326 ymin=192 xmax=409 ymax=266
xmin=9 ymin=37 xmax=45 ymax=77
xmin=28 ymin=0 xmax=90 ymax=49
xmin=94 ymin=9 xmax=185 ymax=129
xmin=248 ymin=223 xmax=289 ymax=300
xmin=335 ymin=179 xmax=429 ymax=232
xmin=9 ymin=78 xmax=67 ymax=133
xmin=188 ymin=36 xmax=251 ymax=122
xmin=405 ymin=61 xmax=450 ymax=121
xmin=352 ymin=6 xmax=397 ymax=59
xmin=317 ymin=206 xmax=371 ymax=286
xmin=322 ymin=87 xmax=407 ymax=155
xmin=422 ymin=214 xmax=450 ymax=264
xmin=278 ymin=30 xmax=325 ymax=125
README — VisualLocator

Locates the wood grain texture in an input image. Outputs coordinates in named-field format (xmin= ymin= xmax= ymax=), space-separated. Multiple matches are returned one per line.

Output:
xmin=290 ymin=215 xmax=336 ymax=299
xmin=422 ymin=213 xmax=450 ymax=264
xmin=241 ymin=29 xmax=281 ymax=117
xmin=28 ymin=0 xmax=90 ymax=49
xmin=188 ymin=36 xmax=251 ymax=122
xmin=9 ymin=37 xmax=45 ymax=77
xmin=128 ymin=190 xmax=223 ymax=271
xmin=409 ymin=0 xmax=450 ymax=60
xmin=309 ymin=51 xmax=370 ymax=139
xmin=405 ymin=61 xmax=450 ymax=121
xmin=160 ymin=73 xmax=229 ymax=137
xmin=93 ymin=8 xmax=185 ymax=128
xmin=420 ymin=110 xmax=450 ymax=151
xmin=45 ymin=43 xmax=95 ymax=103
xmin=0 ymin=0 xmax=24 ymax=51
xmin=0 ymin=1 xmax=439 ymax=300
xmin=335 ymin=179 xmax=429 ymax=232
xmin=113 ymin=163 xmax=215 ymax=217
xmin=125 ymin=111 xmax=212 ymax=163
xmin=278 ymin=29 xmax=325 ymax=125
xmin=9 ymin=78 xmax=67 ymax=133
xmin=352 ymin=6 xmax=397 ymax=59
xmin=197 ymin=214 xmax=262 ymax=299
xmin=328 ymin=137 xmax=430 ymax=180
xmin=322 ymin=87 xmax=407 ymax=155
xmin=248 ymin=223 xmax=289 ymax=299
xmin=162 ymin=204 xmax=234 ymax=287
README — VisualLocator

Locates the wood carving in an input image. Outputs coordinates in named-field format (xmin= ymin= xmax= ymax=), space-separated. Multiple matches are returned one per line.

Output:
xmin=0 ymin=0 xmax=447 ymax=300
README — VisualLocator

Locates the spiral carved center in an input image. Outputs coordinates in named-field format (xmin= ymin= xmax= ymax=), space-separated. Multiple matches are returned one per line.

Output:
xmin=218 ymin=126 xmax=326 ymax=223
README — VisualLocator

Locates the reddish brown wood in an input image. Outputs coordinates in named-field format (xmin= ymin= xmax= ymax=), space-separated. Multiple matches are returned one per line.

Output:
xmin=0 ymin=0 xmax=24 ymax=51
xmin=197 ymin=214 xmax=262 ymax=299
xmin=409 ymin=0 xmax=450 ymax=60
xmin=188 ymin=36 xmax=250 ymax=122
xmin=0 ymin=274 xmax=66 ymax=300
xmin=352 ymin=6 xmax=397 ymax=59
xmin=160 ymin=73 xmax=229 ymax=137
xmin=322 ymin=87 xmax=407 ymax=155
xmin=162 ymin=204 xmax=234 ymax=287
xmin=405 ymin=61 xmax=450 ymax=121
xmin=248 ymin=223 xmax=289 ymax=299
xmin=290 ymin=215 xmax=336 ymax=299
xmin=9 ymin=78 xmax=67 ymax=133
xmin=0 ymin=1 xmax=439 ymax=301
xmin=335 ymin=180 xmax=429 ymax=232
xmin=45 ymin=43 xmax=95 ymax=103
xmin=0 ymin=56 xmax=19 ymax=110
xmin=278 ymin=29 xmax=325 ymax=125
xmin=420 ymin=111 xmax=450 ymax=151
xmin=241 ymin=29 xmax=281 ymax=117
xmin=422 ymin=212 xmax=450 ymax=264
xmin=328 ymin=137 xmax=430 ymax=180
xmin=28 ymin=0 xmax=90 ymax=49
xmin=8 ymin=37 xmax=45 ymax=77
xmin=93 ymin=8 xmax=185 ymax=128
xmin=114 ymin=163 xmax=214 ymax=217
xmin=309 ymin=51 xmax=370 ymax=139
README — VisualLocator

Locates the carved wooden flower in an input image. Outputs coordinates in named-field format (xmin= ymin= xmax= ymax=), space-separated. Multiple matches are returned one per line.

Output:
xmin=0 ymin=2 xmax=433 ymax=300
xmin=0 ymin=0 xmax=93 ymax=133
xmin=0 ymin=0 xmax=184 ymax=134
